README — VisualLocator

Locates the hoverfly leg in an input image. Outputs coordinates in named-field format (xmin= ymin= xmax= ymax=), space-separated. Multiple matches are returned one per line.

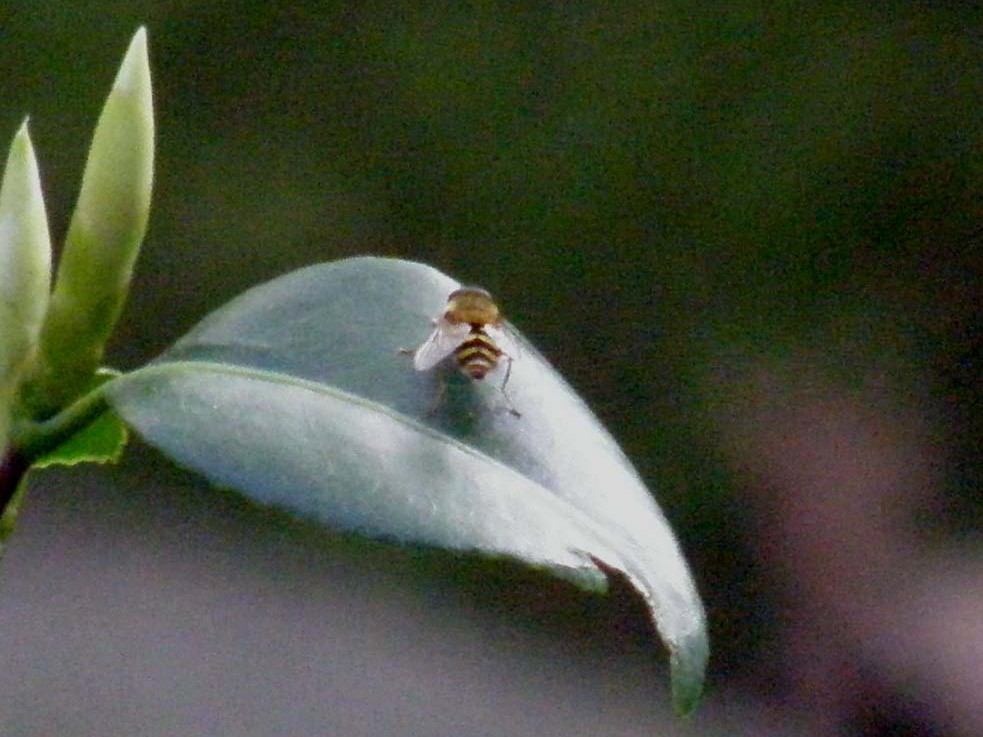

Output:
xmin=426 ymin=375 xmax=448 ymax=416
xmin=398 ymin=318 xmax=437 ymax=356
xmin=502 ymin=398 xmax=521 ymax=418
xmin=499 ymin=354 xmax=521 ymax=418
xmin=501 ymin=351 xmax=513 ymax=390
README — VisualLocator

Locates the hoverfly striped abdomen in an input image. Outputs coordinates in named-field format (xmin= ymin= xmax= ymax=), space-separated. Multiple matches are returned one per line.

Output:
xmin=455 ymin=327 xmax=503 ymax=380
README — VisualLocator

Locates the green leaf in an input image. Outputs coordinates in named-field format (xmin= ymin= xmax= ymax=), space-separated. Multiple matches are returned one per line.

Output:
xmin=31 ymin=409 xmax=127 ymax=469
xmin=25 ymin=27 xmax=154 ymax=417
xmin=105 ymin=256 xmax=708 ymax=713
xmin=13 ymin=370 xmax=128 ymax=469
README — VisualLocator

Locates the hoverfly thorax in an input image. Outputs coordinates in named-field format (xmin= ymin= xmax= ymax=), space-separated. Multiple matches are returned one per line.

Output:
xmin=444 ymin=287 xmax=501 ymax=327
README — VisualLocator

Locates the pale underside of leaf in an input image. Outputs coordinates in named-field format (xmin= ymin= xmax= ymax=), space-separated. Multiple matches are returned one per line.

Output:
xmin=109 ymin=361 xmax=621 ymax=584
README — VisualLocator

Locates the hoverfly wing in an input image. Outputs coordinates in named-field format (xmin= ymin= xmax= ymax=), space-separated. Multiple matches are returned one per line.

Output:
xmin=412 ymin=318 xmax=470 ymax=371
xmin=484 ymin=322 xmax=519 ymax=361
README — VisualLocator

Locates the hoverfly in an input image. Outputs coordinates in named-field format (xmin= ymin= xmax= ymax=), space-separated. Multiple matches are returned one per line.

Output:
xmin=405 ymin=287 xmax=520 ymax=416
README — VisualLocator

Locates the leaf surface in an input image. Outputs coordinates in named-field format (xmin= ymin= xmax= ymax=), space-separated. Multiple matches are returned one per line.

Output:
xmin=105 ymin=256 xmax=708 ymax=712
xmin=33 ymin=410 xmax=128 ymax=468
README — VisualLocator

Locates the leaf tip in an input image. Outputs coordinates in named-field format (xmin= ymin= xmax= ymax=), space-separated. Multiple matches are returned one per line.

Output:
xmin=669 ymin=633 xmax=709 ymax=716
xmin=15 ymin=117 xmax=31 ymax=141
xmin=114 ymin=27 xmax=151 ymax=99
xmin=3 ymin=119 xmax=40 ymax=191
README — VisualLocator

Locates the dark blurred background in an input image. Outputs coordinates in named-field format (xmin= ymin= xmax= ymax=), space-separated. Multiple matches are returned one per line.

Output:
xmin=0 ymin=2 xmax=980 ymax=735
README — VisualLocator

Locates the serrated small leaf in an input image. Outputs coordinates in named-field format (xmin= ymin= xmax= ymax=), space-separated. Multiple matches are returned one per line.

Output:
xmin=32 ymin=409 xmax=128 ymax=468
xmin=105 ymin=256 xmax=708 ymax=713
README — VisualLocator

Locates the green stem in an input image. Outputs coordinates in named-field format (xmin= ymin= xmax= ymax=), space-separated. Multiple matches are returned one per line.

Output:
xmin=0 ymin=446 xmax=30 ymax=520
xmin=0 ymin=379 xmax=113 ymax=518
xmin=12 ymin=380 xmax=112 ymax=461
